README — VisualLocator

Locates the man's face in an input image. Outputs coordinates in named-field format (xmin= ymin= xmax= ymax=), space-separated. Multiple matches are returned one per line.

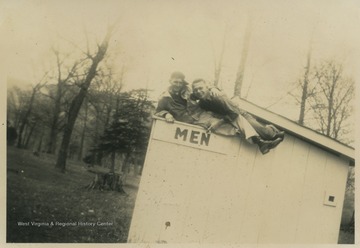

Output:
xmin=192 ymin=81 xmax=209 ymax=99
xmin=169 ymin=77 xmax=185 ymax=92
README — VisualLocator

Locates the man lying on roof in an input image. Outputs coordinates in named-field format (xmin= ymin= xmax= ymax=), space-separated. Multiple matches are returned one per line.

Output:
xmin=155 ymin=72 xmax=284 ymax=154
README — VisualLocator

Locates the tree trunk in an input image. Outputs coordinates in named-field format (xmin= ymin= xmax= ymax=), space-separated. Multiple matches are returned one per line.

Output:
xmin=22 ymin=124 xmax=29 ymax=146
xmin=25 ymin=122 xmax=37 ymax=148
xmin=96 ymin=151 xmax=103 ymax=166
xmin=78 ymin=98 xmax=88 ymax=161
xmin=233 ymin=17 xmax=252 ymax=97
xmin=14 ymin=107 xmax=21 ymax=130
xmin=56 ymin=87 xmax=95 ymax=172
xmin=298 ymin=41 xmax=312 ymax=125
xmin=326 ymin=76 xmax=336 ymax=136
xmin=103 ymin=92 xmax=114 ymax=130
xmin=55 ymin=27 xmax=112 ymax=172
xmin=48 ymin=49 xmax=78 ymax=154
xmin=36 ymin=130 xmax=44 ymax=153
xmin=17 ymin=88 xmax=37 ymax=148
xmin=91 ymin=111 xmax=102 ymax=166
xmin=214 ymin=28 xmax=227 ymax=87
xmin=85 ymin=171 xmax=125 ymax=193
xmin=47 ymin=85 xmax=62 ymax=154
xmin=110 ymin=151 xmax=116 ymax=173
xmin=121 ymin=153 xmax=131 ymax=173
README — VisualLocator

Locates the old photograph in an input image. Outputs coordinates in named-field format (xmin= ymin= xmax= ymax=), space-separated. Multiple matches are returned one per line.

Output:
xmin=2 ymin=0 xmax=357 ymax=245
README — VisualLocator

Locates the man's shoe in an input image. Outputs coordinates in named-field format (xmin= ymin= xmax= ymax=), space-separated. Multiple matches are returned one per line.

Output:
xmin=268 ymin=137 xmax=282 ymax=150
xmin=257 ymin=137 xmax=283 ymax=155
xmin=273 ymin=131 xmax=285 ymax=141
xmin=257 ymin=139 xmax=272 ymax=154
xmin=267 ymin=124 xmax=285 ymax=141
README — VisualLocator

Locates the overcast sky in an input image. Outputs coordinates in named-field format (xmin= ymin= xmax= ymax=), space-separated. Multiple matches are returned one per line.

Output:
xmin=1 ymin=0 xmax=359 ymax=120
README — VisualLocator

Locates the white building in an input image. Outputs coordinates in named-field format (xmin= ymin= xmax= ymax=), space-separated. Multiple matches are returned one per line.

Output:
xmin=128 ymin=99 xmax=354 ymax=244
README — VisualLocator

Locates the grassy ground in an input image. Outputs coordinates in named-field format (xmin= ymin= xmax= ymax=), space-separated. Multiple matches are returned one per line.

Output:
xmin=6 ymin=146 xmax=354 ymax=244
xmin=6 ymin=146 xmax=140 ymax=243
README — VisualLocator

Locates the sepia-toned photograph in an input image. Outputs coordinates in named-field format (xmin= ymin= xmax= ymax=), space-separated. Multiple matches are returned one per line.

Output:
xmin=2 ymin=0 xmax=357 ymax=245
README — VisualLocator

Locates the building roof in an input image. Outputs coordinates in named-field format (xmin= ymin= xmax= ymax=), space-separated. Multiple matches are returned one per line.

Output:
xmin=233 ymin=97 xmax=355 ymax=164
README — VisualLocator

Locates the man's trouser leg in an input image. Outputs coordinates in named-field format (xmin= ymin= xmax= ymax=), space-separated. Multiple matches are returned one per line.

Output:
xmin=232 ymin=114 xmax=283 ymax=154
xmin=242 ymin=113 xmax=277 ymax=140
xmin=231 ymin=115 xmax=258 ymax=142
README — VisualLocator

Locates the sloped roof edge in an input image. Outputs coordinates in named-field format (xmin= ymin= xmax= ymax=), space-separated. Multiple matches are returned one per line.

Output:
xmin=233 ymin=97 xmax=354 ymax=162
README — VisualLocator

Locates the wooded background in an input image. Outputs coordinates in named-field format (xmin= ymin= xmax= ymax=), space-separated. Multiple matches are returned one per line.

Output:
xmin=4 ymin=0 xmax=356 ymax=230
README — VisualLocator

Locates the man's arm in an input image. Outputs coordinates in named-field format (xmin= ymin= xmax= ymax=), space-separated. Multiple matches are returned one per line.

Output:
xmin=212 ymin=94 xmax=240 ymax=122
xmin=155 ymin=97 xmax=175 ymax=123
xmin=206 ymin=118 xmax=226 ymax=133
xmin=155 ymin=97 xmax=171 ymax=116
xmin=209 ymin=86 xmax=221 ymax=97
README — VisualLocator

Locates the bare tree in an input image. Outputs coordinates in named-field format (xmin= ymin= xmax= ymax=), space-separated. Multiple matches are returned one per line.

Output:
xmin=77 ymin=96 xmax=89 ymax=161
xmin=8 ymin=82 xmax=54 ymax=151
xmin=307 ymin=60 xmax=354 ymax=141
xmin=7 ymin=86 xmax=27 ymax=129
xmin=233 ymin=16 xmax=253 ymax=97
xmin=47 ymin=48 xmax=80 ymax=154
xmin=85 ymin=64 xmax=125 ymax=166
xmin=213 ymin=27 xmax=227 ymax=87
xmin=24 ymin=118 xmax=37 ymax=148
xmin=298 ymin=38 xmax=313 ymax=125
xmin=55 ymin=26 xmax=114 ymax=172
xmin=16 ymin=73 xmax=49 ymax=148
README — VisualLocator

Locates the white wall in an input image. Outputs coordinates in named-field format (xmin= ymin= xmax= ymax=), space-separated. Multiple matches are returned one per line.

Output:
xmin=128 ymin=119 xmax=349 ymax=244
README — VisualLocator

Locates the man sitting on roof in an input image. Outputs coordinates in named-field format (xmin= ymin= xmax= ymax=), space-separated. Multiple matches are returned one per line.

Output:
xmin=155 ymin=71 xmax=195 ymax=124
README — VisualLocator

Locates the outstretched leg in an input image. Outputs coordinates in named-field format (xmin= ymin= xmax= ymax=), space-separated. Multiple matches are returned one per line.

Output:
xmin=232 ymin=115 xmax=283 ymax=154
xmin=242 ymin=113 xmax=284 ymax=141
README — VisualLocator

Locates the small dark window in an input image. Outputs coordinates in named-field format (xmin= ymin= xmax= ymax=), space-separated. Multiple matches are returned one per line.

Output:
xmin=328 ymin=196 xmax=335 ymax=202
xmin=165 ymin=221 xmax=171 ymax=229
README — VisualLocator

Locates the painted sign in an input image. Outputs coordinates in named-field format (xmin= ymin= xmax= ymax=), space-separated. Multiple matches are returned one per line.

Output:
xmin=174 ymin=127 xmax=211 ymax=146
xmin=152 ymin=120 xmax=240 ymax=155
